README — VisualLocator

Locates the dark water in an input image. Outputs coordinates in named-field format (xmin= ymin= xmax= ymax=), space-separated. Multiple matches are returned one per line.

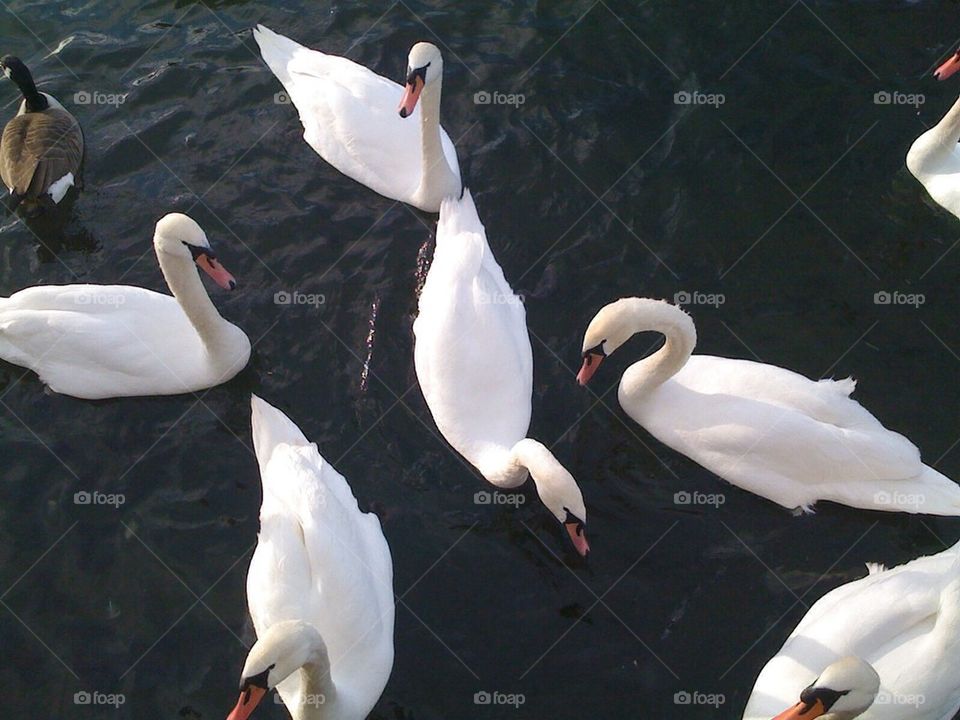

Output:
xmin=2 ymin=1 xmax=960 ymax=718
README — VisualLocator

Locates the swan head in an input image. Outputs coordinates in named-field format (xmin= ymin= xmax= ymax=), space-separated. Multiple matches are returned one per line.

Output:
xmin=398 ymin=42 xmax=443 ymax=118
xmin=935 ymin=48 xmax=960 ymax=80
xmin=227 ymin=620 xmax=327 ymax=720
xmin=512 ymin=439 xmax=589 ymax=556
xmin=772 ymin=657 xmax=879 ymax=720
xmin=576 ymin=298 xmax=638 ymax=385
xmin=154 ymin=213 xmax=238 ymax=291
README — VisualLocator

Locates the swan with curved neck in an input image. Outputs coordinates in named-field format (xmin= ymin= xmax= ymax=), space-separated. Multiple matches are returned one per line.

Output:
xmin=577 ymin=297 xmax=960 ymax=515
xmin=0 ymin=213 xmax=250 ymax=399
xmin=253 ymin=26 xmax=460 ymax=212
xmin=228 ymin=396 xmax=394 ymax=720
xmin=745 ymin=542 xmax=960 ymax=719
xmin=414 ymin=191 xmax=589 ymax=555
xmin=763 ymin=657 xmax=879 ymax=720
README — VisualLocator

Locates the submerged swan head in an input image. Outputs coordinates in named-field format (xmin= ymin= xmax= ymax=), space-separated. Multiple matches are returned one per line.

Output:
xmin=154 ymin=213 xmax=238 ymax=290
xmin=227 ymin=620 xmax=328 ymax=720
xmin=398 ymin=42 xmax=443 ymax=118
xmin=772 ymin=657 xmax=879 ymax=720
xmin=510 ymin=439 xmax=589 ymax=556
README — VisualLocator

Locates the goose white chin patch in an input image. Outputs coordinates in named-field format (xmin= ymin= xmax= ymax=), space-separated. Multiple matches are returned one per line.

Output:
xmin=47 ymin=172 xmax=74 ymax=204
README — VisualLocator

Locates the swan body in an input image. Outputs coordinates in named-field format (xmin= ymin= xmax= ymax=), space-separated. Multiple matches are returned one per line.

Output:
xmin=0 ymin=55 xmax=83 ymax=212
xmin=907 ymin=93 xmax=960 ymax=222
xmin=0 ymin=214 xmax=250 ymax=399
xmin=743 ymin=544 xmax=960 ymax=719
xmin=413 ymin=191 xmax=589 ymax=554
xmin=577 ymin=298 xmax=960 ymax=514
xmin=253 ymin=25 xmax=461 ymax=212
xmin=228 ymin=396 xmax=394 ymax=720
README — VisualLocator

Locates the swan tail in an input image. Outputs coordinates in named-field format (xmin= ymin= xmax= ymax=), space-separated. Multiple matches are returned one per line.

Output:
xmin=864 ymin=562 xmax=887 ymax=575
xmin=823 ymin=376 xmax=857 ymax=396
xmin=822 ymin=465 xmax=960 ymax=516
xmin=250 ymin=395 xmax=310 ymax=468
xmin=252 ymin=24 xmax=304 ymax=87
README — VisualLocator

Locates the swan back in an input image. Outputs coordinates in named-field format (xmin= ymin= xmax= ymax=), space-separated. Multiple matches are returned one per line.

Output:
xmin=413 ymin=190 xmax=533 ymax=473
xmin=247 ymin=396 xmax=394 ymax=717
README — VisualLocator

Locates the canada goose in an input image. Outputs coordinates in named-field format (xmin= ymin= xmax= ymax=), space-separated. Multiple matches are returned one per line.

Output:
xmin=0 ymin=55 xmax=83 ymax=213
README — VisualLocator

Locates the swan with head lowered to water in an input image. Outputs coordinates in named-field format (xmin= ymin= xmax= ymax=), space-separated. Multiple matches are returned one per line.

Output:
xmin=743 ymin=541 xmax=960 ymax=719
xmin=226 ymin=396 xmax=394 ymax=720
xmin=413 ymin=191 xmax=589 ymax=555
xmin=576 ymin=297 xmax=960 ymax=515
xmin=253 ymin=25 xmax=461 ymax=212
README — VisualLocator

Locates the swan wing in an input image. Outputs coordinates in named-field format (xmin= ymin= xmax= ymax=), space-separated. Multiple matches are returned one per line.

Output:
xmin=0 ymin=285 xmax=212 ymax=398
xmin=253 ymin=24 xmax=459 ymax=205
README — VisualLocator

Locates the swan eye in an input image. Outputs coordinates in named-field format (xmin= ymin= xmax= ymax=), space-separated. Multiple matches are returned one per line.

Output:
xmin=583 ymin=341 xmax=606 ymax=360
xmin=240 ymin=663 xmax=275 ymax=693
xmin=183 ymin=241 xmax=216 ymax=262
xmin=405 ymin=62 xmax=430 ymax=85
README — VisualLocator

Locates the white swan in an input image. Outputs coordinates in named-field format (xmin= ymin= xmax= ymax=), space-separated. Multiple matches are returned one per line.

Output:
xmin=227 ymin=396 xmax=394 ymax=720
xmin=253 ymin=25 xmax=461 ymax=212
xmin=576 ymin=297 xmax=960 ymax=514
xmin=757 ymin=657 xmax=880 ymax=719
xmin=743 ymin=543 xmax=960 ymax=719
xmin=906 ymin=89 xmax=960 ymax=222
xmin=413 ymin=191 xmax=589 ymax=555
xmin=0 ymin=213 xmax=250 ymax=399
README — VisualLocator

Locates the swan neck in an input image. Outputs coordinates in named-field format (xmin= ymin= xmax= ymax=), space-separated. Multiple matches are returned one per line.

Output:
xmin=295 ymin=656 xmax=339 ymax=720
xmin=619 ymin=301 xmax=696 ymax=395
xmin=418 ymin=79 xmax=453 ymax=189
xmin=933 ymin=95 xmax=960 ymax=147
xmin=154 ymin=246 xmax=228 ymax=350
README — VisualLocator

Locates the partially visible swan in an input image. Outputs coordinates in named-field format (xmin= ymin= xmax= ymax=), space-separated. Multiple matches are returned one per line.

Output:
xmin=757 ymin=657 xmax=879 ymax=719
xmin=253 ymin=25 xmax=461 ymax=212
xmin=743 ymin=542 xmax=960 ymax=719
xmin=0 ymin=55 xmax=83 ymax=213
xmin=907 ymin=96 xmax=960 ymax=221
xmin=227 ymin=396 xmax=394 ymax=720
xmin=576 ymin=297 xmax=960 ymax=514
xmin=0 ymin=213 xmax=250 ymax=399
xmin=414 ymin=191 xmax=589 ymax=555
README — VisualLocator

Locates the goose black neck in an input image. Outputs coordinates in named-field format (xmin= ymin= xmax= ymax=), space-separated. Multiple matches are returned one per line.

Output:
xmin=2 ymin=57 xmax=47 ymax=112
